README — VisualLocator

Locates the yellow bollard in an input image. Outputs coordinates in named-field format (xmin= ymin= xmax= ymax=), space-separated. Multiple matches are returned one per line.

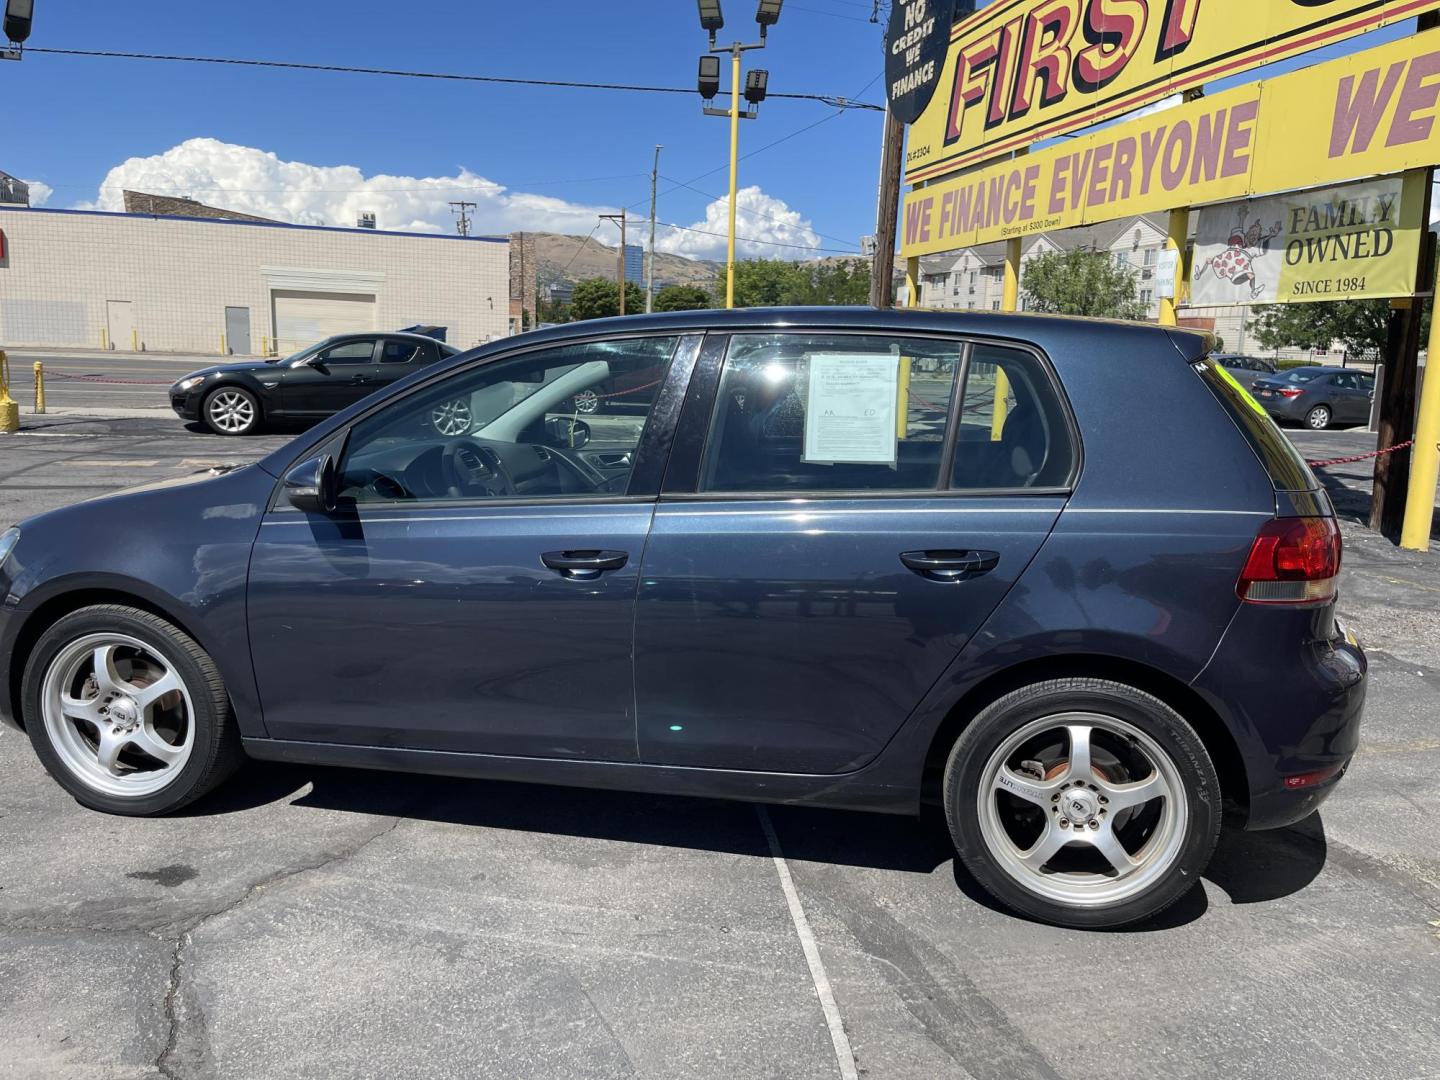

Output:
xmin=132 ymin=328 xmax=139 ymax=352
xmin=0 ymin=351 xmax=19 ymax=433
xmin=220 ymin=333 xmax=227 ymax=356
xmin=896 ymin=356 xmax=911 ymax=440
xmin=33 ymin=362 xmax=45 ymax=414
xmin=101 ymin=327 xmax=109 ymax=351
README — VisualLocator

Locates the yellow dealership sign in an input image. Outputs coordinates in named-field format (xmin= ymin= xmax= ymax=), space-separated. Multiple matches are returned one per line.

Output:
xmin=904 ymin=0 xmax=1440 ymax=184
xmin=901 ymin=29 xmax=1440 ymax=256
xmin=1191 ymin=173 xmax=1427 ymax=305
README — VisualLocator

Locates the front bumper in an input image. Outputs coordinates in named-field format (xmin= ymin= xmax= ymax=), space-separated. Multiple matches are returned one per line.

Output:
xmin=1192 ymin=606 xmax=1366 ymax=831
xmin=171 ymin=390 xmax=203 ymax=421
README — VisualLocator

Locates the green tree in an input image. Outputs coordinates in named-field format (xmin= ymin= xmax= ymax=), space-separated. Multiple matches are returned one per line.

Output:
xmin=654 ymin=284 xmax=714 ymax=312
xmin=724 ymin=257 xmax=873 ymax=308
xmin=569 ymin=278 xmax=646 ymax=321
xmin=1247 ymin=299 xmax=1431 ymax=360
xmin=727 ymin=259 xmax=801 ymax=307
xmin=1020 ymin=249 xmax=1147 ymax=320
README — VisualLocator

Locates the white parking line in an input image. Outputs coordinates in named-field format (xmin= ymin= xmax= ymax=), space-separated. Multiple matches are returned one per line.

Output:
xmin=756 ymin=805 xmax=858 ymax=1080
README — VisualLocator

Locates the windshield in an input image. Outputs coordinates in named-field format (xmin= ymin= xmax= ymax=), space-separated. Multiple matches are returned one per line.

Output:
xmin=1281 ymin=369 xmax=1323 ymax=383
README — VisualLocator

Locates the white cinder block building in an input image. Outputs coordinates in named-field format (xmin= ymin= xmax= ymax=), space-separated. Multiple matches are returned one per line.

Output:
xmin=0 ymin=204 xmax=511 ymax=356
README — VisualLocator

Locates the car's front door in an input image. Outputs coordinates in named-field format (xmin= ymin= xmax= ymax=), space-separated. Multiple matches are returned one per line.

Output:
xmin=247 ymin=333 xmax=698 ymax=759
xmin=280 ymin=338 xmax=381 ymax=415
xmin=633 ymin=333 xmax=1075 ymax=774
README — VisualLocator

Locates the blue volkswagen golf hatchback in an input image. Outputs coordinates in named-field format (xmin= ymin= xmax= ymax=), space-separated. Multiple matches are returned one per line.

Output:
xmin=0 ymin=309 xmax=1365 ymax=928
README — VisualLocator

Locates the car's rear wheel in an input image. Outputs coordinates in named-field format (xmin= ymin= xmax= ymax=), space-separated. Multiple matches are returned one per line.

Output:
xmin=1305 ymin=404 xmax=1331 ymax=430
xmin=572 ymin=389 xmax=601 ymax=414
xmin=943 ymin=679 xmax=1220 ymax=929
xmin=203 ymin=386 xmax=261 ymax=436
xmin=22 ymin=605 xmax=244 ymax=815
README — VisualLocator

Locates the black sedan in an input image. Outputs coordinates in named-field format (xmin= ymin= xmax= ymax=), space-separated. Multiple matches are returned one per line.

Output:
xmin=170 ymin=332 xmax=462 ymax=436
xmin=1248 ymin=366 xmax=1374 ymax=430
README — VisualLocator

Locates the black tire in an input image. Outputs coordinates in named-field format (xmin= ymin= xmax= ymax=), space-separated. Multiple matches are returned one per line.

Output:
xmin=1305 ymin=404 xmax=1331 ymax=430
xmin=943 ymin=678 xmax=1221 ymax=930
xmin=22 ymin=605 xmax=245 ymax=816
xmin=202 ymin=385 xmax=262 ymax=436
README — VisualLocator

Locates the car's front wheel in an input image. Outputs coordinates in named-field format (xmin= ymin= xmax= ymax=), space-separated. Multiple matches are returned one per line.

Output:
xmin=1305 ymin=404 xmax=1331 ymax=430
xmin=203 ymin=386 xmax=261 ymax=436
xmin=22 ymin=605 xmax=244 ymax=815
xmin=944 ymin=679 xmax=1220 ymax=929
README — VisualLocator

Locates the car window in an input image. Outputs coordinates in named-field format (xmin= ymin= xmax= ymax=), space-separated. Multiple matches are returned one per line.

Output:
xmin=699 ymin=333 xmax=963 ymax=493
xmin=380 ymin=339 xmax=426 ymax=364
xmin=953 ymin=344 xmax=1075 ymax=489
xmin=337 ymin=335 xmax=679 ymax=505
xmin=1281 ymin=369 xmax=1322 ymax=384
xmin=318 ymin=340 xmax=376 ymax=365
xmin=1331 ymin=372 xmax=1358 ymax=389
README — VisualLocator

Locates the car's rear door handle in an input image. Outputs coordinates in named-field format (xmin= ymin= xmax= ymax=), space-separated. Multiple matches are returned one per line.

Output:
xmin=899 ymin=549 xmax=1000 ymax=581
xmin=541 ymin=549 xmax=629 ymax=580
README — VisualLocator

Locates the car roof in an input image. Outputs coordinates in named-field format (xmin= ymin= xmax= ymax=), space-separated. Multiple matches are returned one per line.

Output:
xmin=491 ymin=305 xmax=1213 ymax=355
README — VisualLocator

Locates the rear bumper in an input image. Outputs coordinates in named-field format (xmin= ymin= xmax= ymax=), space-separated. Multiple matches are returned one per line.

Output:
xmin=1257 ymin=396 xmax=1308 ymax=423
xmin=1192 ymin=605 xmax=1366 ymax=831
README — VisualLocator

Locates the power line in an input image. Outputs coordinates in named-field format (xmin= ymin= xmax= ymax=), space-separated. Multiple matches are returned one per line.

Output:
xmin=25 ymin=47 xmax=884 ymax=111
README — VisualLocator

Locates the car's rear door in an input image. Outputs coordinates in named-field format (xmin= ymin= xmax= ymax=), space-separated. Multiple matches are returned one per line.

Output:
xmin=632 ymin=331 xmax=1075 ymax=775
xmin=247 ymin=333 xmax=700 ymax=759
xmin=373 ymin=336 xmax=434 ymax=392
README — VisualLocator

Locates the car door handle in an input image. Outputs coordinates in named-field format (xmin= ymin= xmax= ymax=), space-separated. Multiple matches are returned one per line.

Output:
xmin=899 ymin=549 xmax=1000 ymax=581
xmin=541 ymin=549 xmax=629 ymax=580
xmin=350 ymin=374 xmax=372 ymax=385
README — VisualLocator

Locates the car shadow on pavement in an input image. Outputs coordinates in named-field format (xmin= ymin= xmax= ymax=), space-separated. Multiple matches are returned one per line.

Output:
xmin=185 ymin=761 xmax=1327 ymax=929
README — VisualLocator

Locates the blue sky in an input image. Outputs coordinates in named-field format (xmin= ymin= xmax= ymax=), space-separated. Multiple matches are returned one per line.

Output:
xmin=4 ymin=1 xmax=1423 ymax=259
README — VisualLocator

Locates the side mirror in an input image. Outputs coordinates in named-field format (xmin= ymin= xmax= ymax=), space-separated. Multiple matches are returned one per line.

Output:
xmin=283 ymin=455 xmax=337 ymax=513
xmin=544 ymin=416 xmax=590 ymax=449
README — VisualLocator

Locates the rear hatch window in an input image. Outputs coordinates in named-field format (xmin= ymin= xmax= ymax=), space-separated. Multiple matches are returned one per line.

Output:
xmin=1193 ymin=357 xmax=1318 ymax=492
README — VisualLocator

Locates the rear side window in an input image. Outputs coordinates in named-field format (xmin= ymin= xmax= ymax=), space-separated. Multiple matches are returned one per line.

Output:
xmin=698 ymin=333 xmax=1074 ymax=494
xmin=700 ymin=333 xmax=962 ymax=493
xmin=952 ymin=345 xmax=1075 ymax=490
xmin=1194 ymin=359 xmax=1315 ymax=491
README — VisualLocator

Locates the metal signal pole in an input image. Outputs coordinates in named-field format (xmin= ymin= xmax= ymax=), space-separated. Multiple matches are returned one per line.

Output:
xmin=647 ymin=145 xmax=662 ymax=313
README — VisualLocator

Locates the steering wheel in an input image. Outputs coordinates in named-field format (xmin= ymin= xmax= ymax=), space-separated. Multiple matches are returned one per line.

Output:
xmin=441 ymin=439 xmax=515 ymax=499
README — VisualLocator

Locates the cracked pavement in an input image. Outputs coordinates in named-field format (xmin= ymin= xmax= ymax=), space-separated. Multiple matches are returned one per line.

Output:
xmin=1 ymin=417 xmax=1438 ymax=1079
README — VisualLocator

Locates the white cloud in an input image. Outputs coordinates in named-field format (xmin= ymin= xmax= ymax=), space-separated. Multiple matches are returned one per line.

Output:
xmin=658 ymin=185 xmax=824 ymax=260
xmin=21 ymin=179 xmax=52 ymax=206
xmin=75 ymin=138 xmax=825 ymax=260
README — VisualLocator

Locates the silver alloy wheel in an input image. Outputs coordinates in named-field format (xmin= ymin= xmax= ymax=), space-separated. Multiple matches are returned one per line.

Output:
xmin=1307 ymin=405 xmax=1330 ymax=430
xmin=207 ymin=389 xmax=256 ymax=433
xmin=573 ymin=389 xmax=600 ymax=414
xmin=976 ymin=712 xmax=1188 ymax=908
xmin=40 ymin=632 xmax=195 ymax=798
xmin=431 ymin=397 xmax=473 ymax=436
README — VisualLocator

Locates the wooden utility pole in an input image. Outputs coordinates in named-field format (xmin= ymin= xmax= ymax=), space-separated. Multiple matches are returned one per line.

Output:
xmin=647 ymin=146 xmax=662 ymax=314
xmin=869 ymin=107 xmax=904 ymax=309
xmin=600 ymin=210 xmax=628 ymax=316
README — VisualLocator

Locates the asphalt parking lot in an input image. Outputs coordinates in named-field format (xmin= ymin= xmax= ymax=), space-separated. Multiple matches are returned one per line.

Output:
xmin=1 ymin=393 xmax=1438 ymax=1079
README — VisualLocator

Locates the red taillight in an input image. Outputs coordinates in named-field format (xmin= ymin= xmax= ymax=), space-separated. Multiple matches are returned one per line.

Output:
xmin=1277 ymin=387 xmax=1304 ymax=398
xmin=1237 ymin=517 xmax=1341 ymax=604
xmin=1283 ymin=763 xmax=1345 ymax=789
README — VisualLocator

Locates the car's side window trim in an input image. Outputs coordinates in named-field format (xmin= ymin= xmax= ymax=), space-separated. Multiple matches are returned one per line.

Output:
xmin=665 ymin=330 xmax=1079 ymax=500
xmin=625 ymin=334 xmax=704 ymax=498
xmin=276 ymin=330 xmax=706 ymax=478
xmin=267 ymin=331 xmax=698 ymax=514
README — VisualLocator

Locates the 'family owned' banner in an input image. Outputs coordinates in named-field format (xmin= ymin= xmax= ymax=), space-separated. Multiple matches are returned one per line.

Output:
xmin=904 ymin=0 xmax=1440 ymax=184
xmin=900 ymin=28 xmax=1440 ymax=256
xmin=1190 ymin=173 xmax=1426 ymax=306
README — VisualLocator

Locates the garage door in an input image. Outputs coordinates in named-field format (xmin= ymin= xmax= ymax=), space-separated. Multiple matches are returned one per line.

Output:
xmin=272 ymin=290 xmax=376 ymax=354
